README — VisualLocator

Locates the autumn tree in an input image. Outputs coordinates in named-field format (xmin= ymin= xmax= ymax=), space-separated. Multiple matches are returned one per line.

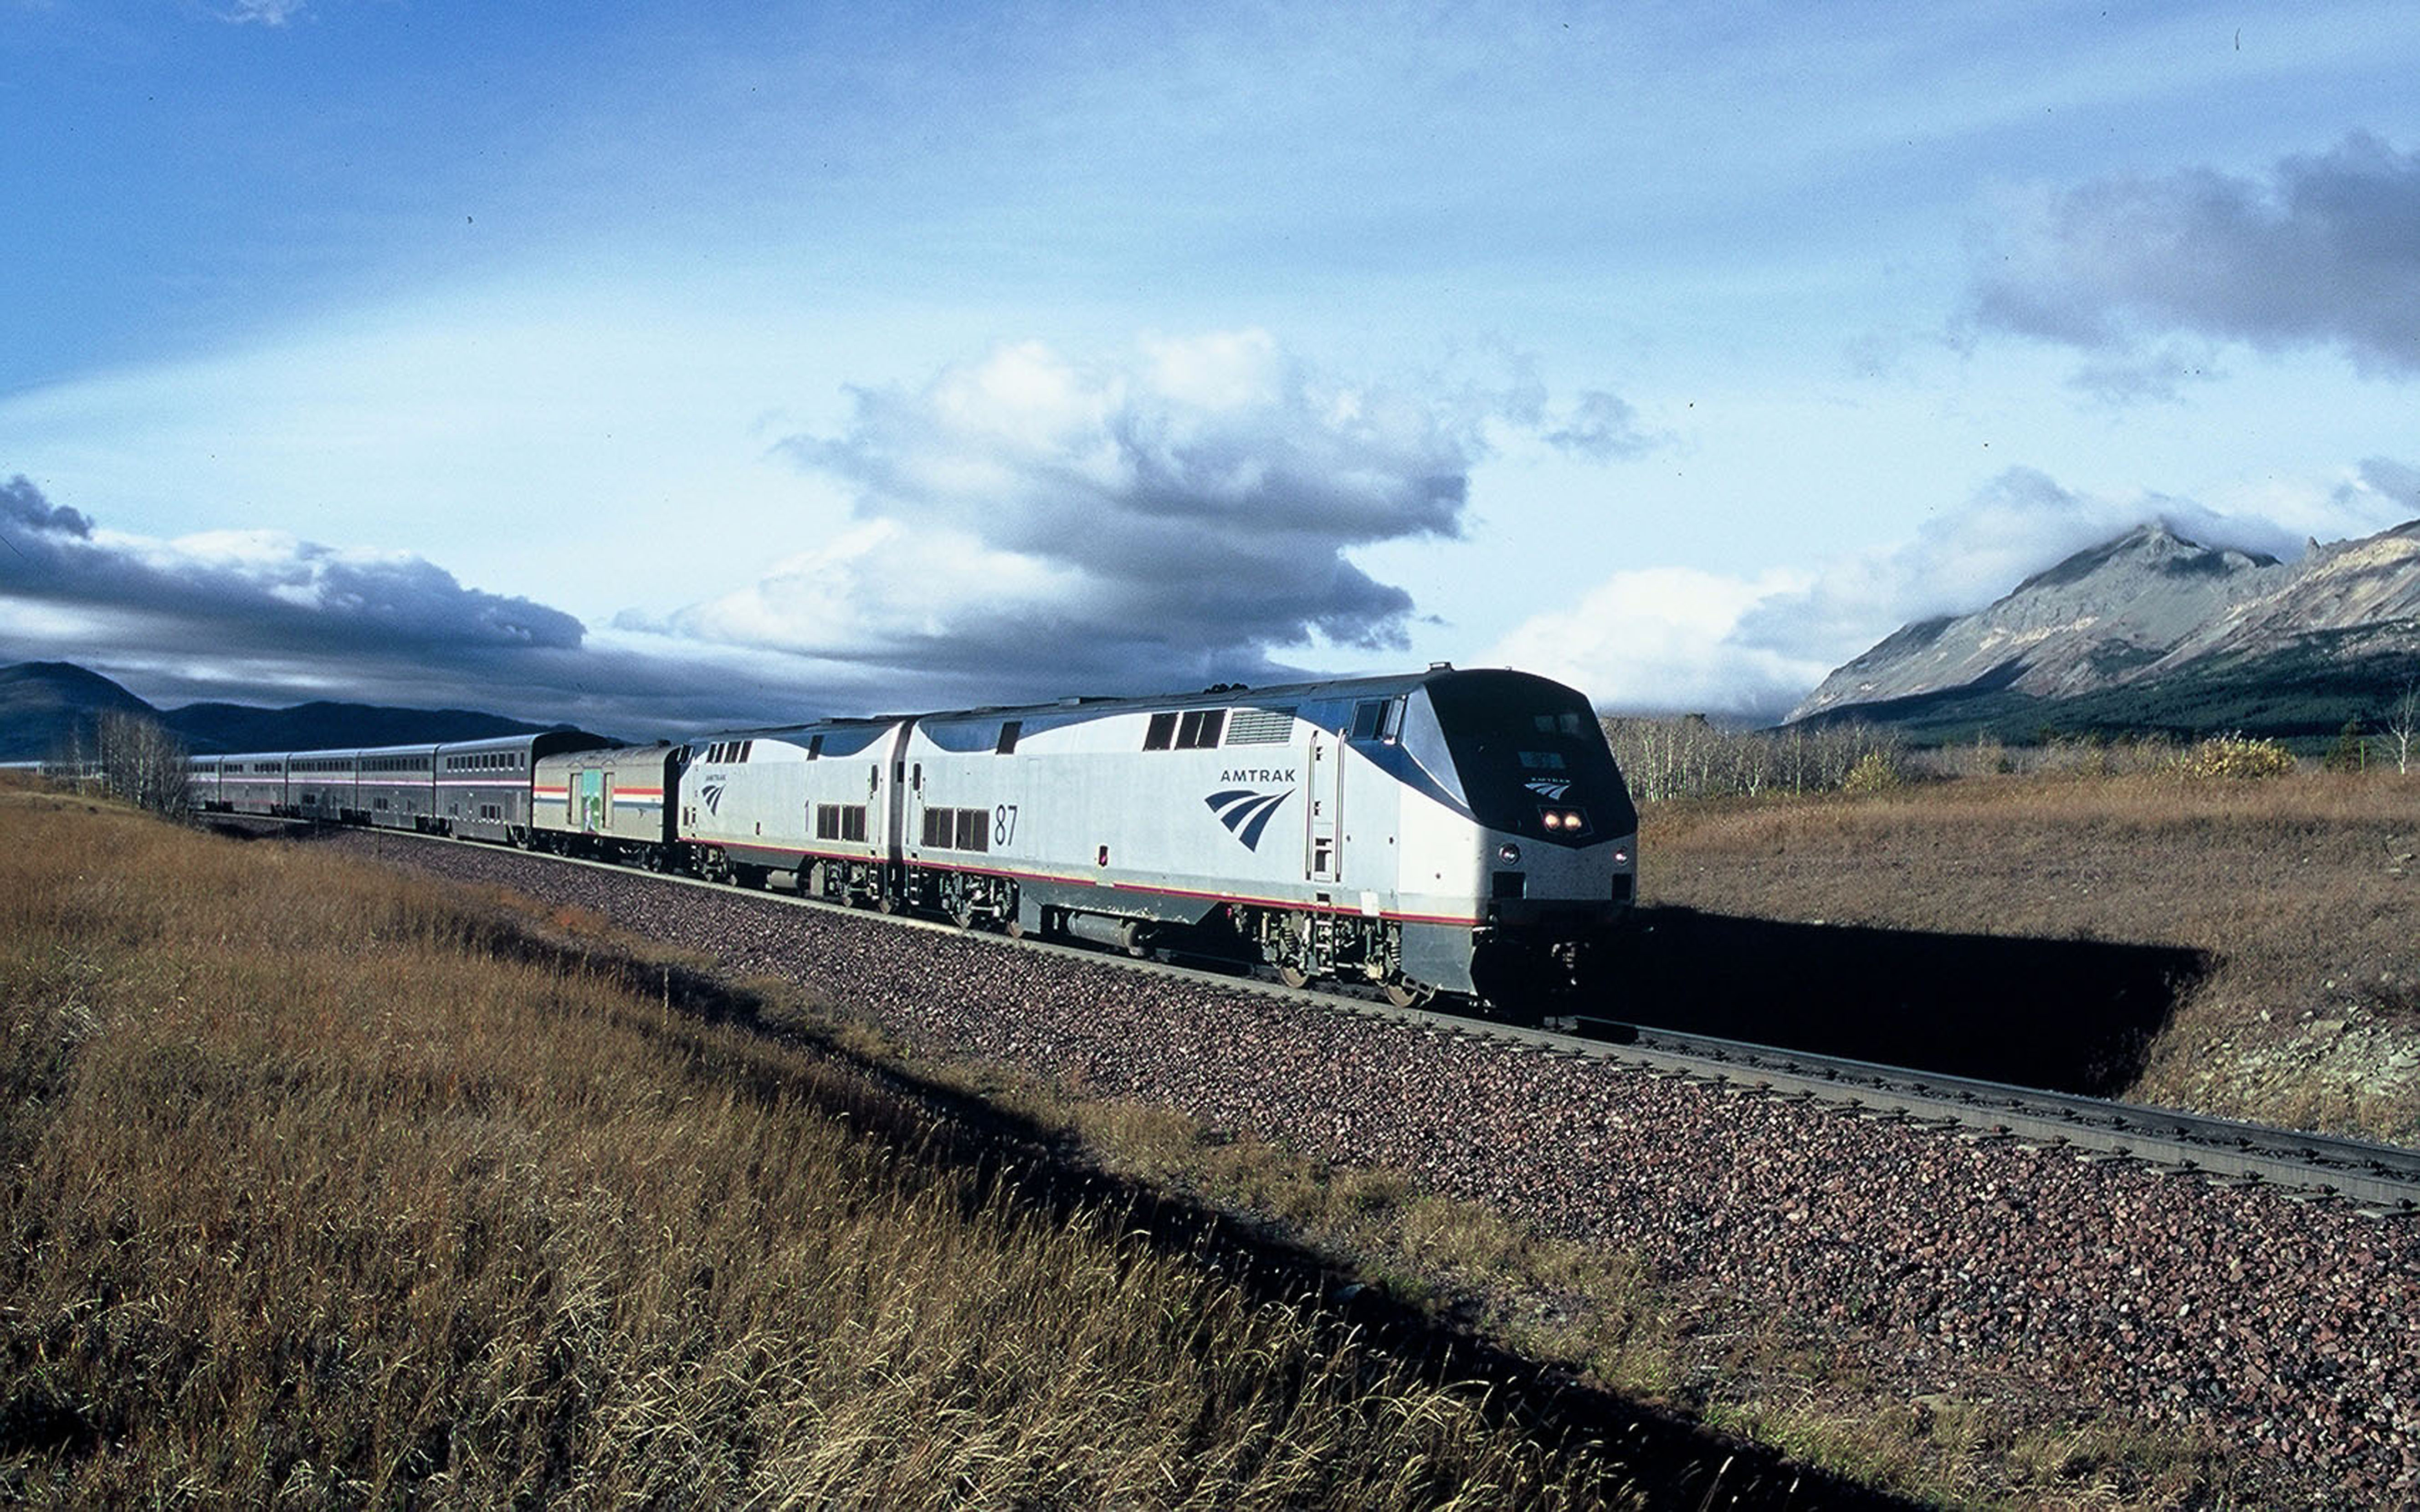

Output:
xmin=52 ymin=711 xmax=193 ymax=817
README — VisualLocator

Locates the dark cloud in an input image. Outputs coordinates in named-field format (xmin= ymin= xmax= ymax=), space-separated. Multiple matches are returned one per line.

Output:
xmin=2 ymin=475 xmax=92 ymax=542
xmin=640 ymin=335 xmax=1661 ymax=707
xmin=663 ymin=333 xmax=1487 ymax=694
xmin=2352 ymin=457 xmax=2420 ymax=516
xmin=0 ymin=472 xmax=1315 ymax=739
xmin=2 ymin=469 xmax=1352 ymax=738
xmin=0 ymin=473 xmax=747 ymax=734
xmin=0 ymin=474 xmax=584 ymax=659
xmin=0 ymin=456 xmax=1382 ymax=741
xmin=1967 ymin=133 xmax=2420 ymax=379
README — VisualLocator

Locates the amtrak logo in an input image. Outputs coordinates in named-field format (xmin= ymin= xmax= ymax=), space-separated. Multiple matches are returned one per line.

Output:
xmin=1205 ymin=788 xmax=1292 ymax=850
xmin=699 ymin=779 xmax=726 ymax=815
xmin=1523 ymin=777 xmax=1574 ymax=801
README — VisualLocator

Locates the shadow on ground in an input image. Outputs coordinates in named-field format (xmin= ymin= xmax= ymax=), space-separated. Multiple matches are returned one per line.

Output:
xmin=478 ymin=911 xmax=1930 ymax=1512
xmin=1591 ymin=907 xmax=2210 ymax=1097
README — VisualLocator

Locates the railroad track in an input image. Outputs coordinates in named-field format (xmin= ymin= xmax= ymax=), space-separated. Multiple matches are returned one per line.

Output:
xmin=270 ymin=816 xmax=2420 ymax=1219
xmin=1559 ymin=1021 xmax=2420 ymax=1216
xmin=1234 ymin=978 xmax=2420 ymax=1215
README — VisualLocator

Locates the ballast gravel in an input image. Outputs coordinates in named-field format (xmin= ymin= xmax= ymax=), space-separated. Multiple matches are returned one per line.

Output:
xmin=341 ymin=833 xmax=2420 ymax=1507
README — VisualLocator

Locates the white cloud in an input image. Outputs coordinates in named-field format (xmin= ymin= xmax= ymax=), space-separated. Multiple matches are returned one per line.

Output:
xmin=219 ymin=0 xmax=308 ymax=24
xmin=2 ymin=311 xmax=1661 ymax=724
xmin=1496 ymin=460 xmax=2420 ymax=723
xmin=1486 ymin=564 xmax=1828 ymax=721
xmin=1731 ymin=468 xmax=2285 ymax=661
xmin=1541 ymin=390 xmax=1656 ymax=461
xmin=0 ymin=281 xmax=929 ymax=629
xmin=648 ymin=330 xmax=1502 ymax=700
xmin=633 ymin=519 xmax=1080 ymax=654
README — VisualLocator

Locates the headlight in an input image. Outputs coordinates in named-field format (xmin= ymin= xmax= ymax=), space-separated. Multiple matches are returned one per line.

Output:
xmin=1497 ymin=842 xmax=1522 ymax=866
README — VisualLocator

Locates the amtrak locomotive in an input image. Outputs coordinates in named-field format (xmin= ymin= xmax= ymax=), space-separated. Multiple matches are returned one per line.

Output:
xmin=190 ymin=666 xmax=1637 ymax=1005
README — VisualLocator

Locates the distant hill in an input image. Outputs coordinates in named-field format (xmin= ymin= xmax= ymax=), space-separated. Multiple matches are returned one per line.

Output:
xmin=1787 ymin=519 xmax=2420 ymax=745
xmin=0 ymin=661 xmax=164 ymax=763
xmin=0 ymin=661 xmax=580 ymax=762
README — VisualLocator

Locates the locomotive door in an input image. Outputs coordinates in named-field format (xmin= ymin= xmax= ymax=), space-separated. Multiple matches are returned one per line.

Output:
xmin=881 ymin=724 xmax=916 ymax=875
xmin=1306 ymin=733 xmax=1341 ymax=882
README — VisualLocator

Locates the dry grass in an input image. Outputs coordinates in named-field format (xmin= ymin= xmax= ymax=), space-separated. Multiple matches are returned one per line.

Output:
xmin=1641 ymin=767 xmax=2420 ymax=1142
xmin=2 ymin=779 xmax=2255 ymax=1509
xmin=0 ymin=786 xmax=1634 ymax=1508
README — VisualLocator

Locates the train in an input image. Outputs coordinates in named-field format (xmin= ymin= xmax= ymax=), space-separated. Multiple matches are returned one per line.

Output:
xmin=187 ymin=666 xmax=1638 ymax=1005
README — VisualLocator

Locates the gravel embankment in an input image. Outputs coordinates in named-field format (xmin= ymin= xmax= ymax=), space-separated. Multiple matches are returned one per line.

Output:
xmin=342 ymin=834 xmax=2420 ymax=1506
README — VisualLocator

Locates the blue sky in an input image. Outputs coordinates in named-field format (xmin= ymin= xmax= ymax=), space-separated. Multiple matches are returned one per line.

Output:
xmin=4 ymin=1 xmax=2418 ymax=734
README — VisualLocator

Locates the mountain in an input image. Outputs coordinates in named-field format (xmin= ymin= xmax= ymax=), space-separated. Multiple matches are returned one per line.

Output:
xmin=0 ymin=661 xmax=578 ymax=762
xmin=0 ymin=661 xmax=164 ymax=764
xmin=1787 ymin=519 xmax=2420 ymax=744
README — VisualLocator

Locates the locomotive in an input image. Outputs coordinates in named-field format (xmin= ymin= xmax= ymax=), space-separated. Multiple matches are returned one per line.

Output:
xmin=190 ymin=666 xmax=1637 ymax=1005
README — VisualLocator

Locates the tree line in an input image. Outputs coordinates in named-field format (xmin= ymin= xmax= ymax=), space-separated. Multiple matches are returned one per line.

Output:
xmin=45 ymin=711 xmax=193 ymax=818
xmin=1600 ymin=714 xmax=1907 ymax=803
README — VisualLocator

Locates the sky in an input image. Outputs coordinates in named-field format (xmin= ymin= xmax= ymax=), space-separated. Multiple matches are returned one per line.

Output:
xmin=4 ymin=0 xmax=2419 ymax=737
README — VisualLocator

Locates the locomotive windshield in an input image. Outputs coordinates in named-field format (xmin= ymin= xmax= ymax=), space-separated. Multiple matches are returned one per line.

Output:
xmin=1425 ymin=671 xmax=1637 ymax=844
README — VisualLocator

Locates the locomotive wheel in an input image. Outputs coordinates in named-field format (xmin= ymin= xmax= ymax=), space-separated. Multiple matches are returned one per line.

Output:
xmin=1276 ymin=963 xmax=1311 ymax=989
xmin=1382 ymin=978 xmax=1436 ymax=1010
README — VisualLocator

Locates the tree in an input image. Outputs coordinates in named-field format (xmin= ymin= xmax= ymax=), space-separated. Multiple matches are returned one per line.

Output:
xmin=2324 ymin=720 xmax=2369 ymax=773
xmin=1598 ymin=714 xmax=1905 ymax=803
xmin=67 ymin=710 xmax=194 ymax=818
xmin=2389 ymin=679 xmax=2420 ymax=777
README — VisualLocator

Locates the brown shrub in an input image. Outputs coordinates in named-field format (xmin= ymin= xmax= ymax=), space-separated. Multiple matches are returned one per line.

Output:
xmin=2169 ymin=734 xmax=2296 ymax=781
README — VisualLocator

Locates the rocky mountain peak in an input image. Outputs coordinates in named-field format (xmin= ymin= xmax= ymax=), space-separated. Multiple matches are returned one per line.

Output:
xmin=2007 ymin=522 xmax=2275 ymax=599
xmin=1785 ymin=517 xmax=2420 ymax=736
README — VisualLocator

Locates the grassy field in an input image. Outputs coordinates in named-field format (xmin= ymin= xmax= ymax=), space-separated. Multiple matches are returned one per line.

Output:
xmin=5 ymin=773 xmax=2320 ymax=1509
xmin=1638 ymin=765 xmax=2420 ymax=1143
xmin=0 ymin=784 xmax=1652 ymax=1508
